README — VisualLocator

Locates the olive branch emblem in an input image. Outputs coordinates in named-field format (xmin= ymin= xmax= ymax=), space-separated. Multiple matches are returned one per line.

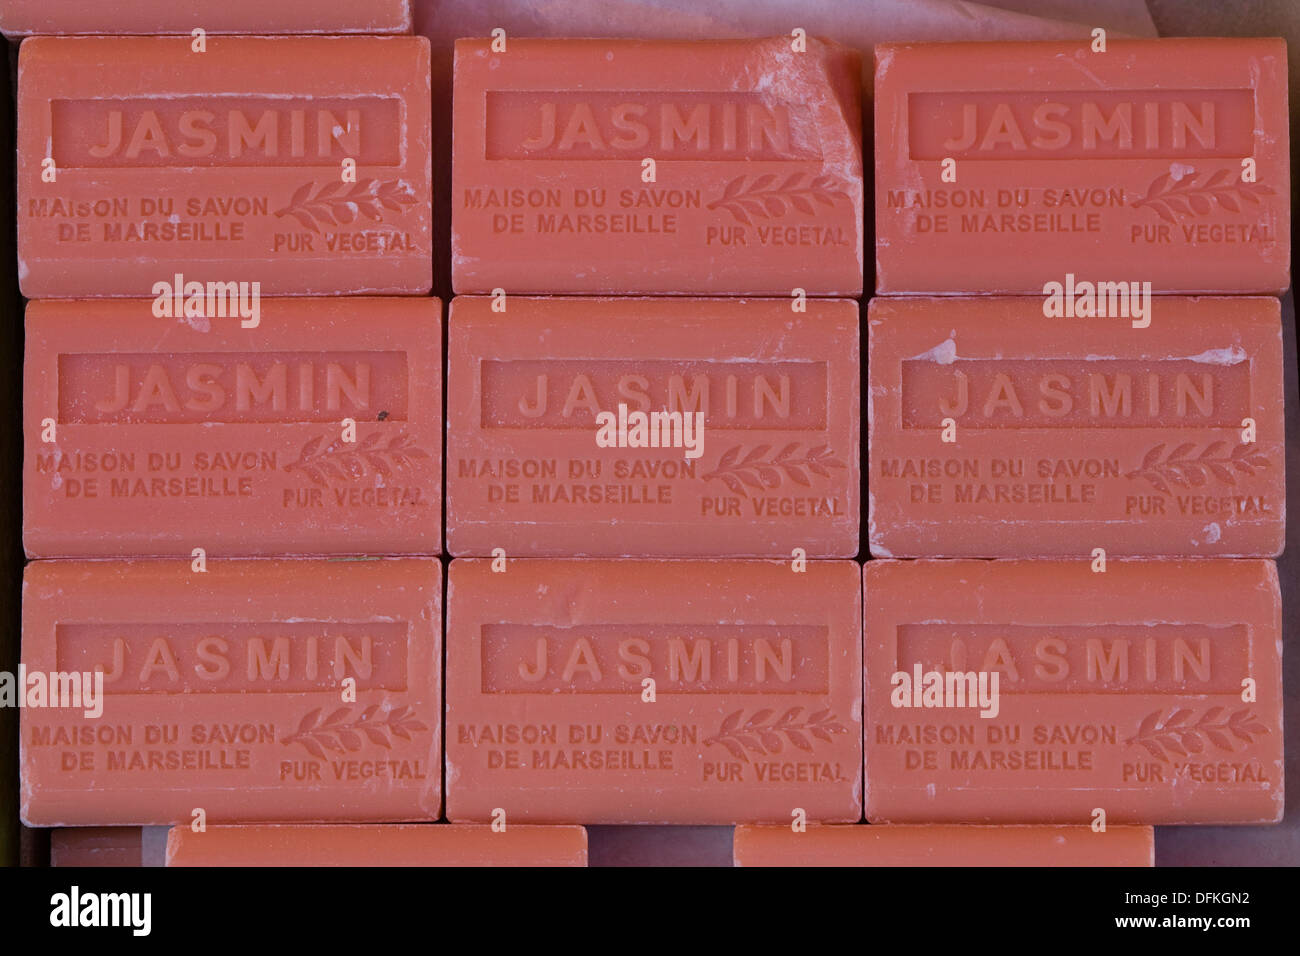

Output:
xmin=1130 ymin=168 xmax=1275 ymax=223
xmin=702 ymin=443 xmax=845 ymax=497
xmin=274 ymin=178 xmax=417 ymax=233
xmin=1127 ymin=707 xmax=1268 ymax=763
xmin=282 ymin=705 xmax=428 ymax=759
xmin=1126 ymin=441 xmax=1268 ymax=495
xmin=284 ymin=431 xmax=430 ymax=487
xmin=706 ymin=173 xmax=849 ymax=224
xmin=704 ymin=707 xmax=847 ymax=761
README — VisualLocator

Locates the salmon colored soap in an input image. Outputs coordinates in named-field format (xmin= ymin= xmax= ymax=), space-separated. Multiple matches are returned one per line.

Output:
xmin=24 ymin=297 xmax=442 ymax=558
xmin=874 ymin=40 xmax=1290 ymax=294
xmin=452 ymin=38 xmax=863 ymax=295
xmin=17 ymin=36 xmax=432 ymax=297
xmin=446 ymin=559 xmax=862 ymax=824
xmin=20 ymin=559 xmax=442 ymax=826
xmin=447 ymin=296 xmax=859 ymax=557
xmin=867 ymin=296 xmax=1284 ymax=558
xmin=166 ymin=824 xmax=587 ymax=866
xmin=734 ymin=824 xmax=1154 ymax=866
xmin=0 ymin=1 xmax=411 ymax=35
xmin=863 ymin=559 xmax=1283 ymax=825
xmin=50 ymin=828 xmax=144 ymax=867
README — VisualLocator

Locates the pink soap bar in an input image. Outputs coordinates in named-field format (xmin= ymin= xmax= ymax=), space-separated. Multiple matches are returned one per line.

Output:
xmin=864 ymin=559 xmax=1283 ymax=824
xmin=23 ymin=297 xmax=442 ymax=558
xmin=0 ymin=1 xmax=411 ymax=35
xmin=50 ymin=828 xmax=144 ymax=866
xmin=446 ymin=559 xmax=863 ymax=824
xmin=734 ymin=824 xmax=1154 ymax=866
xmin=867 ymin=296 xmax=1285 ymax=557
xmin=452 ymin=37 xmax=864 ymax=295
xmin=874 ymin=39 xmax=1290 ymax=294
xmin=166 ymin=824 xmax=587 ymax=866
xmin=447 ymin=296 xmax=860 ymax=557
xmin=21 ymin=559 xmax=442 ymax=826
xmin=17 ymin=37 xmax=432 ymax=296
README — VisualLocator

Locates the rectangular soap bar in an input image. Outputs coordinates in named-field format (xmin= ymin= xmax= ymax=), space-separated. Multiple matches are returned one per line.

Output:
xmin=17 ymin=37 xmax=432 ymax=297
xmin=867 ymin=296 xmax=1285 ymax=557
xmin=0 ymin=1 xmax=411 ymax=35
xmin=166 ymin=824 xmax=587 ymax=866
xmin=446 ymin=559 xmax=862 ymax=824
xmin=864 ymin=559 xmax=1283 ymax=824
xmin=51 ymin=828 xmax=143 ymax=867
xmin=21 ymin=558 xmax=441 ymax=826
xmin=452 ymin=38 xmax=863 ymax=295
xmin=447 ymin=296 xmax=859 ymax=557
xmin=874 ymin=40 xmax=1290 ymax=293
xmin=24 ymin=297 xmax=441 ymax=558
xmin=734 ymin=824 xmax=1154 ymax=866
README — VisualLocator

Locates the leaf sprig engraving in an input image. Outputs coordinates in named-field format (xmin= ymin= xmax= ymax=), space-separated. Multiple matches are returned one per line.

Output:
xmin=282 ymin=705 xmax=428 ymax=759
xmin=1130 ymin=169 xmax=1275 ymax=223
xmin=702 ymin=443 xmax=845 ymax=497
xmin=1127 ymin=707 xmax=1268 ymax=763
xmin=274 ymin=179 xmax=417 ymax=233
xmin=1126 ymin=441 xmax=1268 ymax=494
xmin=284 ymin=431 xmax=430 ymax=487
xmin=706 ymin=173 xmax=848 ymax=224
xmin=704 ymin=707 xmax=847 ymax=761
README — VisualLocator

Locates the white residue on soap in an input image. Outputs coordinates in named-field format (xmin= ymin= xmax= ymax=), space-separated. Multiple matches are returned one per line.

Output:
xmin=1187 ymin=346 xmax=1247 ymax=365
xmin=910 ymin=335 xmax=957 ymax=365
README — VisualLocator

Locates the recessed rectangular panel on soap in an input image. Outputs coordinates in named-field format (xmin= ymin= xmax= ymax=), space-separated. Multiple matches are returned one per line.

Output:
xmin=447 ymin=296 xmax=859 ymax=557
xmin=445 ymin=559 xmax=862 ymax=824
xmin=17 ymin=36 xmax=431 ymax=296
xmin=452 ymin=38 xmax=863 ymax=295
xmin=863 ymin=559 xmax=1283 ymax=825
xmin=867 ymin=296 xmax=1284 ymax=557
xmin=24 ymin=298 xmax=441 ymax=558
xmin=874 ymin=40 xmax=1290 ymax=294
xmin=20 ymin=559 xmax=442 ymax=826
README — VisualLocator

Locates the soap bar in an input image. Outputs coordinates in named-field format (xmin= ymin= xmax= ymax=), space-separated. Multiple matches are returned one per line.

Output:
xmin=21 ymin=558 xmax=441 ymax=825
xmin=51 ymin=828 xmax=143 ymax=866
xmin=446 ymin=559 xmax=862 ymax=824
xmin=24 ymin=297 xmax=442 ymax=558
xmin=864 ymin=559 xmax=1282 ymax=824
xmin=17 ymin=37 xmax=432 ymax=297
xmin=874 ymin=39 xmax=1290 ymax=293
xmin=452 ymin=38 xmax=863 ymax=295
xmin=166 ymin=824 xmax=587 ymax=866
xmin=0 ymin=1 xmax=411 ymax=35
xmin=734 ymin=824 xmax=1154 ymax=866
xmin=867 ymin=296 xmax=1284 ymax=557
xmin=447 ymin=296 xmax=859 ymax=557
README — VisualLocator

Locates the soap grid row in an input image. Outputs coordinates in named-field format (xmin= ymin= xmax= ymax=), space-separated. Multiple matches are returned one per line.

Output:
xmin=49 ymin=822 xmax=1156 ymax=868
xmin=20 ymin=556 xmax=1281 ymax=828
xmin=13 ymin=36 xmax=1290 ymax=299
xmin=25 ymin=295 xmax=1285 ymax=559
